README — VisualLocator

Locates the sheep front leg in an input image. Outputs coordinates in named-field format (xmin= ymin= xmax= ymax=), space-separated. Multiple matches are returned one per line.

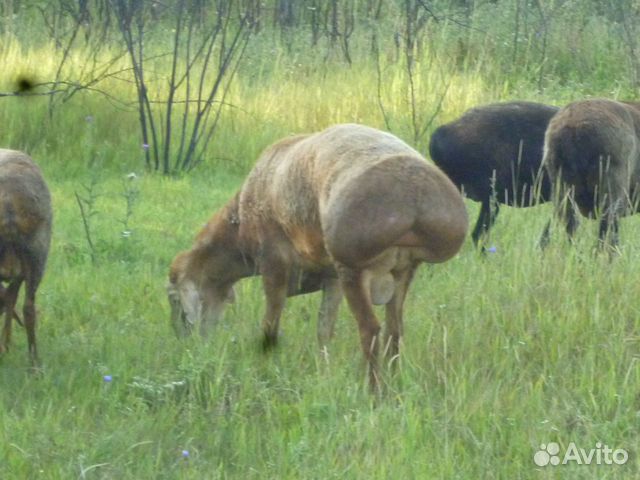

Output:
xmin=338 ymin=266 xmax=381 ymax=391
xmin=261 ymin=263 xmax=289 ymax=349
xmin=471 ymin=198 xmax=499 ymax=247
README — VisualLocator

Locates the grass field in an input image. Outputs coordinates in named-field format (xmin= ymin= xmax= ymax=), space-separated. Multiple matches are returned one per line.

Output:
xmin=1 ymin=11 xmax=640 ymax=479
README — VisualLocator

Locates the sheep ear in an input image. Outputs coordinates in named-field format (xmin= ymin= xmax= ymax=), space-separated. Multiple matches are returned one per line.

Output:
xmin=179 ymin=281 xmax=202 ymax=325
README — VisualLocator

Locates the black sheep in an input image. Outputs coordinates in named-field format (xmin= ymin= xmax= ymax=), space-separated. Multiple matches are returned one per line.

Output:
xmin=430 ymin=101 xmax=558 ymax=246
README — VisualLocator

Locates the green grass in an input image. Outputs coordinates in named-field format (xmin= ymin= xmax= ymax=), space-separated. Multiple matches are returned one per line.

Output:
xmin=1 ymin=19 xmax=640 ymax=480
xmin=2 ymin=181 xmax=640 ymax=479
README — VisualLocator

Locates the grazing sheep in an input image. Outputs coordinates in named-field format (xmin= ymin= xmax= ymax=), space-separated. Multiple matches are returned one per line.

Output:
xmin=168 ymin=124 xmax=468 ymax=389
xmin=543 ymin=98 xmax=640 ymax=248
xmin=0 ymin=150 xmax=52 ymax=366
xmin=429 ymin=101 xmax=558 ymax=245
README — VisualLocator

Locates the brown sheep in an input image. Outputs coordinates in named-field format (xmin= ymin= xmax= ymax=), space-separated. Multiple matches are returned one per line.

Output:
xmin=430 ymin=101 xmax=558 ymax=246
xmin=0 ymin=149 xmax=52 ymax=366
xmin=543 ymin=99 xmax=640 ymax=248
xmin=168 ymin=124 xmax=468 ymax=389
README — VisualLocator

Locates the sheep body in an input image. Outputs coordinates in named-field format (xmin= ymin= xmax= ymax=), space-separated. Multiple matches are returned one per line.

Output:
xmin=430 ymin=101 xmax=558 ymax=245
xmin=168 ymin=124 xmax=468 ymax=389
xmin=543 ymin=98 xmax=640 ymax=247
xmin=0 ymin=149 xmax=52 ymax=365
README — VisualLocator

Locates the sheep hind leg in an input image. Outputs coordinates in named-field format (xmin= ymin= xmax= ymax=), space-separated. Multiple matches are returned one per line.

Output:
xmin=383 ymin=265 xmax=417 ymax=365
xmin=23 ymin=252 xmax=47 ymax=370
xmin=24 ymin=281 xmax=39 ymax=367
xmin=316 ymin=277 xmax=342 ymax=348
xmin=0 ymin=279 xmax=22 ymax=356
xmin=598 ymin=198 xmax=623 ymax=257
xmin=539 ymin=220 xmax=552 ymax=249
xmin=338 ymin=266 xmax=381 ymax=392
xmin=559 ymin=187 xmax=580 ymax=241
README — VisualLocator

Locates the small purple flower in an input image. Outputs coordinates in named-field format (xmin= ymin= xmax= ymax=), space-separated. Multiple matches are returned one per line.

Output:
xmin=103 ymin=375 xmax=112 ymax=383
xmin=181 ymin=450 xmax=190 ymax=458
xmin=487 ymin=246 xmax=497 ymax=253
xmin=142 ymin=143 xmax=149 ymax=151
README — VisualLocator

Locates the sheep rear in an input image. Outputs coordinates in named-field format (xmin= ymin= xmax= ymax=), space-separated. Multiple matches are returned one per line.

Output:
xmin=543 ymin=99 xmax=640 ymax=248
xmin=0 ymin=150 xmax=52 ymax=366
xmin=323 ymin=154 xmax=467 ymax=268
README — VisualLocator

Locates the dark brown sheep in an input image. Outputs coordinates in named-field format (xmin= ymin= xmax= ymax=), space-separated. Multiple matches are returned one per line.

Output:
xmin=543 ymin=98 xmax=640 ymax=248
xmin=0 ymin=150 xmax=52 ymax=366
xmin=430 ymin=101 xmax=558 ymax=245
xmin=168 ymin=124 xmax=468 ymax=389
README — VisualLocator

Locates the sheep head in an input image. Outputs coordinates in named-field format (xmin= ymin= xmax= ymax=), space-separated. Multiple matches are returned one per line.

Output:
xmin=167 ymin=251 xmax=235 ymax=337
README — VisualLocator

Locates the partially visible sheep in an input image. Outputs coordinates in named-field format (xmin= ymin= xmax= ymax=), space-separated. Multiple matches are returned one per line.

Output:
xmin=168 ymin=124 xmax=468 ymax=390
xmin=430 ymin=101 xmax=558 ymax=245
xmin=543 ymin=98 xmax=640 ymax=248
xmin=0 ymin=150 xmax=52 ymax=366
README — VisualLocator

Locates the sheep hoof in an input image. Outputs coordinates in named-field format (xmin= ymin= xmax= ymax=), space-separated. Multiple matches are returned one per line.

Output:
xmin=262 ymin=333 xmax=279 ymax=351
